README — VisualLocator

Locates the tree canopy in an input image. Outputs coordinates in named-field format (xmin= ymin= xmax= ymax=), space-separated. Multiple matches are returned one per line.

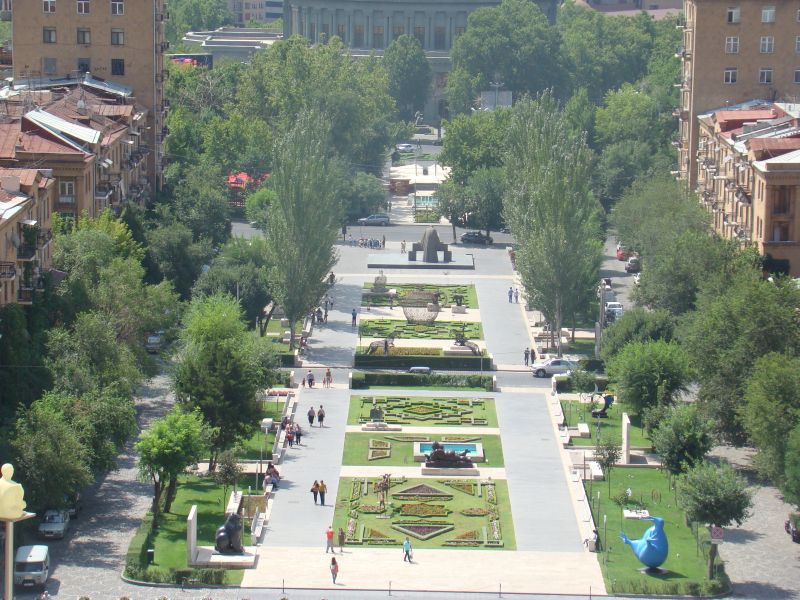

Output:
xmin=383 ymin=35 xmax=432 ymax=121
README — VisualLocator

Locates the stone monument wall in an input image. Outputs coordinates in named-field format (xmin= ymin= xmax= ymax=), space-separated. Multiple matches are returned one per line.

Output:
xmin=187 ymin=505 xmax=198 ymax=564
xmin=621 ymin=412 xmax=631 ymax=465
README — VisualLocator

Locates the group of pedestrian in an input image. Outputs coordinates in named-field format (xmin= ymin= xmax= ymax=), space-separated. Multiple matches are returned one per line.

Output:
xmin=285 ymin=422 xmax=302 ymax=448
xmin=265 ymin=462 xmax=280 ymax=488
xmin=311 ymin=480 xmax=329 ymax=505
xmin=507 ymin=287 xmax=520 ymax=303
xmin=523 ymin=347 xmax=536 ymax=366
xmin=307 ymin=405 xmax=326 ymax=427
xmin=321 ymin=530 xmax=411 ymax=583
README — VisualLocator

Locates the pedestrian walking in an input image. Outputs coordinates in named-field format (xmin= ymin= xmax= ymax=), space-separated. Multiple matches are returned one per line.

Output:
xmin=508 ymin=287 xmax=513 ymax=303
xmin=311 ymin=480 xmax=320 ymax=504
xmin=287 ymin=426 xmax=295 ymax=448
xmin=351 ymin=308 xmax=357 ymax=327
xmin=384 ymin=338 xmax=389 ymax=355
xmin=307 ymin=406 xmax=316 ymax=427
xmin=301 ymin=376 xmax=306 ymax=389
xmin=293 ymin=422 xmax=302 ymax=445
xmin=326 ymin=526 xmax=335 ymax=553
xmin=524 ymin=347 xmax=530 ymax=366
xmin=324 ymin=307 xmax=328 ymax=323
xmin=401 ymin=240 xmax=407 ymax=253
xmin=381 ymin=234 xmax=386 ymax=248
xmin=514 ymin=288 xmax=520 ymax=303
xmin=307 ymin=369 xmax=315 ymax=388
xmin=317 ymin=405 xmax=326 ymax=427
xmin=330 ymin=557 xmax=339 ymax=583
xmin=338 ymin=527 xmax=346 ymax=553
xmin=325 ymin=367 xmax=333 ymax=387
xmin=319 ymin=479 xmax=328 ymax=505
xmin=531 ymin=347 xmax=537 ymax=362
xmin=403 ymin=537 xmax=413 ymax=562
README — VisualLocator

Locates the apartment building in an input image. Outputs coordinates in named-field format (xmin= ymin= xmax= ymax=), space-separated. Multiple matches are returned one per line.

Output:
xmin=679 ymin=1 xmax=800 ymax=186
xmin=228 ymin=0 xmax=282 ymax=24
xmin=695 ymin=101 xmax=800 ymax=274
xmin=0 ymin=166 xmax=57 ymax=306
xmin=0 ymin=84 xmax=150 ymax=221
xmin=11 ymin=0 xmax=168 ymax=190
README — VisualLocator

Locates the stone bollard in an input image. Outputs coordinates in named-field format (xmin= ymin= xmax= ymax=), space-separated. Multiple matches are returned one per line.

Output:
xmin=348 ymin=371 xmax=353 ymax=389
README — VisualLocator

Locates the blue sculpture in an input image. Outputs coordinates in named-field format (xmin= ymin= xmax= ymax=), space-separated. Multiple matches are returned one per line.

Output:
xmin=620 ymin=516 xmax=669 ymax=570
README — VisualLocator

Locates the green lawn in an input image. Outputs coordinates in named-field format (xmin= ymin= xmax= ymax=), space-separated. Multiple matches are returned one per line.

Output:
xmin=263 ymin=318 xmax=303 ymax=353
xmin=235 ymin=402 xmax=283 ymax=460
xmin=367 ymin=385 xmax=489 ymax=391
xmin=588 ymin=467 xmax=725 ymax=595
xmin=333 ymin=477 xmax=515 ymax=550
xmin=563 ymin=338 xmax=596 ymax=356
xmin=359 ymin=319 xmax=483 ymax=340
xmin=363 ymin=283 xmax=479 ymax=309
xmin=561 ymin=400 xmax=650 ymax=448
xmin=148 ymin=476 xmax=244 ymax=584
xmin=348 ymin=395 xmax=498 ymax=427
xmin=342 ymin=433 xmax=504 ymax=467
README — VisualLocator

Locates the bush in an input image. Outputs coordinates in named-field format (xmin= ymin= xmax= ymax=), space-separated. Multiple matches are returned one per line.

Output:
xmin=555 ymin=375 xmax=609 ymax=393
xmin=577 ymin=358 xmax=605 ymax=372
xmin=351 ymin=371 xmax=493 ymax=391
xmin=125 ymin=513 xmax=155 ymax=574
xmin=354 ymin=353 xmax=488 ymax=370
xmin=360 ymin=346 xmax=442 ymax=356
xmin=414 ymin=210 xmax=440 ymax=223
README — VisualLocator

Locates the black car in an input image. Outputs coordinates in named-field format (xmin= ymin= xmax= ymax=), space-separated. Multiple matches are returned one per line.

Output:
xmin=460 ymin=231 xmax=493 ymax=245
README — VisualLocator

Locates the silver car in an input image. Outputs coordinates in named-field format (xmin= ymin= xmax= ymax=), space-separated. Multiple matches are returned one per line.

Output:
xmin=532 ymin=358 xmax=578 ymax=378
xmin=38 ymin=510 xmax=70 ymax=539
xmin=357 ymin=214 xmax=390 ymax=226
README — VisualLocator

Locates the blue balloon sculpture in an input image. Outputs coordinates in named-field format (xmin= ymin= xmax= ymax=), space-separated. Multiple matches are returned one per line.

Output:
xmin=620 ymin=516 xmax=669 ymax=570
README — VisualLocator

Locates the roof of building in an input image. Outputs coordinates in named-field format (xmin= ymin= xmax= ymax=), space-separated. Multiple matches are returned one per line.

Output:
xmin=747 ymin=137 xmax=800 ymax=154
xmin=753 ymin=147 xmax=800 ymax=172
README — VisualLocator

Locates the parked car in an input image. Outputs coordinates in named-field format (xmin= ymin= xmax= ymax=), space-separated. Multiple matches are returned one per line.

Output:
xmin=396 ymin=143 xmax=415 ymax=153
xmin=145 ymin=331 xmax=164 ymax=354
xmin=14 ymin=545 xmax=50 ymax=589
xmin=532 ymin=358 xmax=577 ymax=378
xmin=408 ymin=366 xmax=431 ymax=374
xmin=38 ymin=510 xmax=70 ymax=539
xmin=460 ymin=231 xmax=493 ymax=245
xmin=358 ymin=214 xmax=390 ymax=226
xmin=625 ymin=256 xmax=641 ymax=273
xmin=616 ymin=244 xmax=632 ymax=261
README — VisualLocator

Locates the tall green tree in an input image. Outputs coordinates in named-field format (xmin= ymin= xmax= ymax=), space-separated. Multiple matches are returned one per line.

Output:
xmin=265 ymin=111 xmax=342 ymax=348
xmin=466 ymin=166 xmax=506 ymax=238
xmin=136 ymin=408 xmax=206 ymax=516
xmin=438 ymin=108 xmax=512 ymax=185
xmin=504 ymin=92 xmax=602 ymax=356
xmin=676 ymin=462 xmax=752 ymax=579
xmin=600 ymin=308 xmax=675 ymax=361
xmin=606 ymin=340 xmax=691 ymax=415
xmin=740 ymin=353 xmax=800 ymax=484
xmin=683 ymin=273 xmax=800 ymax=442
xmin=651 ymin=404 xmax=714 ymax=475
xmin=448 ymin=0 xmax=566 ymax=110
xmin=784 ymin=424 xmax=800 ymax=508
xmin=383 ymin=35 xmax=432 ymax=121
xmin=166 ymin=0 xmax=232 ymax=42
xmin=173 ymin=294 xmax=271 ymax=468
xmin=146 ymin=222 xmax=213 ymax=300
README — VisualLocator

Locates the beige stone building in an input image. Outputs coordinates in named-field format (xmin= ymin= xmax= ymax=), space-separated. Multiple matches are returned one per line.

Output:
xmin=11 ymin=0 xmax=168 ymax=190
xmin=696 ymin=102 xmax=800 ymax=274
xmin=0 ymin=166 xmax=57 ymax=306
xmin=679 ymin=0 xmax=800 ymax=185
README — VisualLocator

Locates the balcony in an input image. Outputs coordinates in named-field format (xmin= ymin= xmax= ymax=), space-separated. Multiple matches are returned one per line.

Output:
xmin=0 ymin=261 xmax=15 ymax=279
xmin=57 ymin=195 xmax=77 ymax=209
xmin=95 ymin=185 xmax=114 ymax=202
xmin=16 ymin=245 xmax=37 ymax=261
xmin=38 ymin=228 xmax=53 ymax=247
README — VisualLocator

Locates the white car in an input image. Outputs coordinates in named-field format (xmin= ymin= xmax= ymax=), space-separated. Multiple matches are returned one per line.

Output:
xmin=396 ymin=143 xmax=414 ymax=153
xmin=38 ymin=510 xmax=70 ymax=539
xmin=532 ymin=358 xmax=578 ymax=378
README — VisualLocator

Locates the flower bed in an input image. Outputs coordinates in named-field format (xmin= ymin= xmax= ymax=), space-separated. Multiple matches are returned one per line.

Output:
xmin=359 ymin=319 xmax=483 ymax=340
xmin=400 ymin=503 xmax=451 ymax=517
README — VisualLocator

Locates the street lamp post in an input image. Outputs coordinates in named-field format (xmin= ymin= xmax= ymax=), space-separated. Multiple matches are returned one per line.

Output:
xmin=489 ymin=78 xmax=504 ymax=110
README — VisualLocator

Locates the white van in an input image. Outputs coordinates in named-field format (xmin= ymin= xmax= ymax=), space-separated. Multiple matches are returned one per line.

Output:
xmin=14 ymin=545 xmax=50 ymax=589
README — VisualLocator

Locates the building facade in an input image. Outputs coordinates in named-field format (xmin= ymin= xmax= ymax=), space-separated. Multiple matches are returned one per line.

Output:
xmin=11 ymin=0 xmax=168 ymax=190
xmin=678 ymin=0 xmax=800 ymax=186
xmin=283 ymin=0 xmax=557 ymax=51
xmin=0 ymin=167 xmax=57 ymax=306
xmin=229 ymin=0 xmax=283 ymax=24
xmin=695 ymin=102 xmax=800 ymax=274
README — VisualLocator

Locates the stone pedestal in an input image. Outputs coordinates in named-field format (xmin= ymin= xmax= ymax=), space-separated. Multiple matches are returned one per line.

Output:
xmin=621 ymin=413 xmax=631 ymax=465
xmin=451 ymin=305 xmax=467 ymax=314
xmin=187 ymin=505 xmax=198 ymax=564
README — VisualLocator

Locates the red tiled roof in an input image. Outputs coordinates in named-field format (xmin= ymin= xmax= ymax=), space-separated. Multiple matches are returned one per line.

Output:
xmin=747 ymin=138 xmax=800 ymax=153
xmin=0 ymin=167 xmax=38 ymax=187
xmin=715 ymin=109 xmax=778 ymax=123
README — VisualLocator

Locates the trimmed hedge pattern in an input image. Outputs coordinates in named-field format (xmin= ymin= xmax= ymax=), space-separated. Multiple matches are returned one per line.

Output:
xmin=352 ymin=371 xmax=493 ymax=391
xmin=354 ymin=354 xmax=489 ymax=370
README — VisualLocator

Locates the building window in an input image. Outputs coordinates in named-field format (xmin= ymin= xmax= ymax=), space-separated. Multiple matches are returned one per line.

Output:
xmin=774 ymin=187 xmax=791 ymax=214
xmin=773 ymin=222 xmax=790 ymax=241
xmin=77 ymin=27 xmax=91 ymax=44
xmin=111 ymin=58 xmax=124 ymax=75
xmin=43 ymin=0 xmax=56 ymax=13
xmin=111 ymin=28 xmax=124 ymax=45
xmin=725 ymin=36 xmax=739 ymax=53
xmin=392 ymin=25 xmax=404 ymax=40
xmin=77 ymin=0 xmax=89 ymax=14
xmin=434 ymin=26 xmax=445 ymax=50
xmin=59 ymin=181 xmax=75 ymax=198
xmin=372 ymin=25 xmax=384 ymax=49
xmin=727 ymin=7 xmax=740 ymax=23
xmin=43 ymin=27 xmax=57 ymax=43
xmin=308 ymin=23 xmax=316 ymax=41
xmin=77 ymin=57 xmax=90 ymax=72
xmin=724 ymin=67 xmax=737 ymax=84
xmin=337 ymin=24 xmax=346 ymax=42
xmin=759 ymin=68 xmax=773 ymax=84
xmin=43 ymin=57 xmax=57 ymax=74
xmin=353 ymin=24 xmax=364 ymax=47
xmin=414 ymin=26 xmax=425 ymax=46
xmin=760 ymin=36 xmax=774 ymax=53
xmin=762 ymin=5 xmax=775 ymax=22
xmin=795 ymin=68 xmax=800 ymax=83
xmin=111 ymin=0 xmax=123 ymax=15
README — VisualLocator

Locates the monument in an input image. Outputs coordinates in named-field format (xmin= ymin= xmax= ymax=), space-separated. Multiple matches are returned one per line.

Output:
xmin=215 ymin=513 xmax=245 ymax=554
xmin=367 ymin=226 xmax=474 ymax=270
xmin=620 ymin=516 xmax=669 ymax=573
xmin=1 ymin=464 xmax=35 ymax=600
xmin=423 ymin=441 xmax=476 ymax=470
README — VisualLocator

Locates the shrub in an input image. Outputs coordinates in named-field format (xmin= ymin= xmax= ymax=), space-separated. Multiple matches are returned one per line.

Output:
xmin=354 ymin=353 xmax=489 ymax=370
xmin=351 ymin=371 xmax=493 ymax=391
xmin=555 ymin=375 xmax=608 ymax=393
